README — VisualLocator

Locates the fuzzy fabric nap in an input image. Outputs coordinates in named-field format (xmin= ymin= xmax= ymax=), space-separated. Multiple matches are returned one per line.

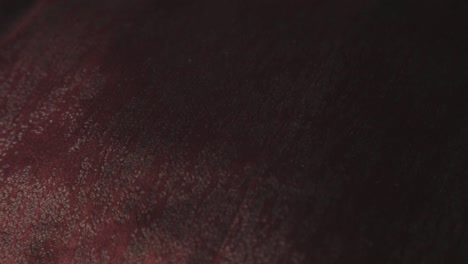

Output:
xmin=0 ymin=0 xmax=466 ymax=263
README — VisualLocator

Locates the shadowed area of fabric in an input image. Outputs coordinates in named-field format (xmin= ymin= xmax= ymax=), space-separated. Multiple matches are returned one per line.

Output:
xmin=0 ymin=0 xmax=467 ymax=263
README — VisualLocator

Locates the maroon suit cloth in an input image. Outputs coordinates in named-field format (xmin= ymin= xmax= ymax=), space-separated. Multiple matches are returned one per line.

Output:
xmin=0 ymin=0 xmax=467 ymax=263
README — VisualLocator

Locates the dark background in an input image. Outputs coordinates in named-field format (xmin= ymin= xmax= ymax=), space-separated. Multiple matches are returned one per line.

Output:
xmin=0 ymin=0 xmax=467 ymax=263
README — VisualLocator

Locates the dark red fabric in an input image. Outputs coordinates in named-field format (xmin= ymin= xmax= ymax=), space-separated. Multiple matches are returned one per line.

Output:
xmin=0 ymin=0 xmax=467 ymax=263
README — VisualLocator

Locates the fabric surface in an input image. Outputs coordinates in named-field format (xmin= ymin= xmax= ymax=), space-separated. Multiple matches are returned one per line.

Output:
xmin=0 ymin=0 xmax=467 ymax=263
